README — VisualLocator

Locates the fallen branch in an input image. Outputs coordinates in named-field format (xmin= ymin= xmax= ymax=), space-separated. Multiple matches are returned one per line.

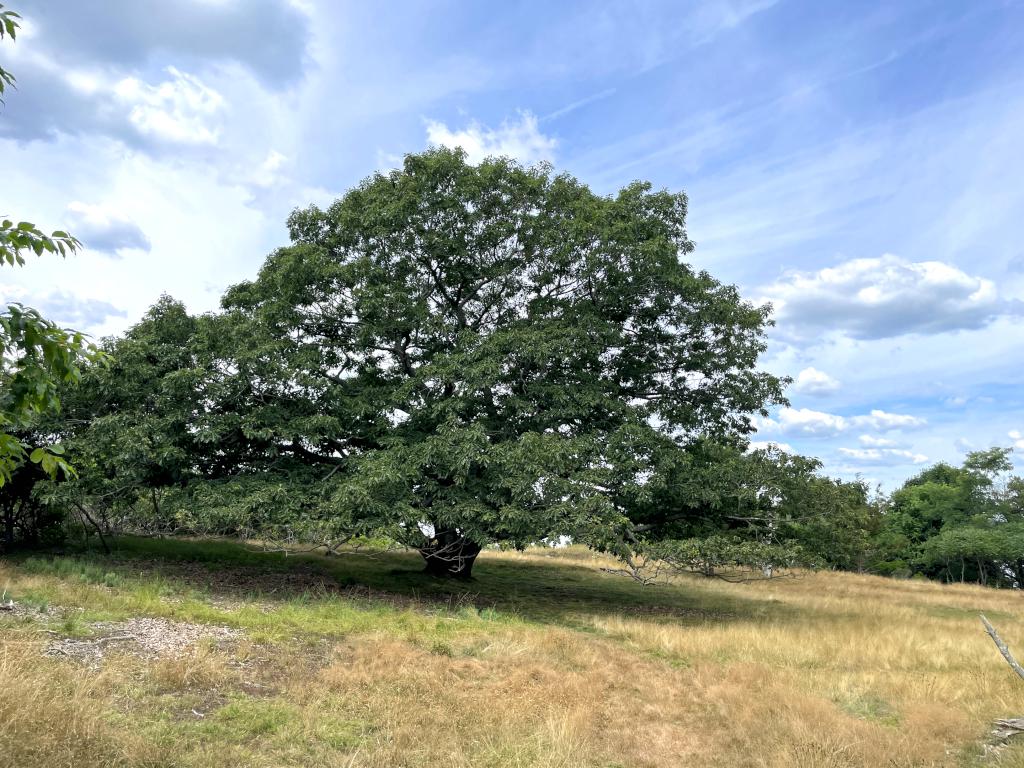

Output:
xmin=47 ymin=633 xmax=137 ymax=654
xmin=991 ymin=718 xmax=1024 ymax=744
xmin=92 ymin=633 xmax=137 ymax=644
xmin=980 ymin=614 xmax=1024 ymax=681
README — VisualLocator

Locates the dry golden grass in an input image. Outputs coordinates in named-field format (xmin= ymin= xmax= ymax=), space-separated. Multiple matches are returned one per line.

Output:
xmin=1 ymin=541 xmax=1023 ymax=767
xmin=0 ymin=642 xmax=169 ymax=767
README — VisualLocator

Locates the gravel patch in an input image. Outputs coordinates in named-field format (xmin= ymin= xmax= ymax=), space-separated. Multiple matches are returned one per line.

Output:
xmin=43 ymin=616 xmax=242 ymax=663
xmin=0 ymin=597 xmax=64 ymax=620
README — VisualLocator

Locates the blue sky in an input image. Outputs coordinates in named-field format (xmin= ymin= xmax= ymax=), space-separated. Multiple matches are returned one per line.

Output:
xmin=2 ymin=0 xmax=1024 ymax=487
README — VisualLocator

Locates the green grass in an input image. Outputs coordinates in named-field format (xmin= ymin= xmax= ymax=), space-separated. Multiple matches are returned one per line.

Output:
xmin=2 ymin=536 xmax=1023 ymax=767
xmin=835 ymin=690 xmax=901 ymax=726
xmin=27 ymin=534 xmax=768 ymax=625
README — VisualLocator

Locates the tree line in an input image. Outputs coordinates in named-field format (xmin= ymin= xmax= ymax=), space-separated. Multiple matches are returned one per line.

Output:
xmin=2 ymin=145 xmax=1019 ymax=585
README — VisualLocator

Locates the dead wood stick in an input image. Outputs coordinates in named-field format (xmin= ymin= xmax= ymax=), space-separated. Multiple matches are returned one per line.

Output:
xmin=53 ymin=633 xmax=137 ymax=648
xmin=980 ymin=614 xmax=1024 ymax=681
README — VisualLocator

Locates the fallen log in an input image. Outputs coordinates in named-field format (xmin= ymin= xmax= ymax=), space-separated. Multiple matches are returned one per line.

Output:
xmin=991 ymin=718 xmax=1024 ymax=744
xmin=979 ymin=615 xmax=1024 ymax=756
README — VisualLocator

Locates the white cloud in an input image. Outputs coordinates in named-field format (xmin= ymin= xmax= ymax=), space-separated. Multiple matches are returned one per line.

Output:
xmin=954 ymin=438 xmax=974 ymax=452
xmin=759 ymin=254 xmax=1022 ymax=341
xmin=64 ymin=68 xmax=105 ymax=96
xmin=761 ymin=407 xmax=848 ymax=437
xmin=249 ymin=150 xmax=289 ymax=188
xmin=858 ymin=434 xmax=898 ymax=447
xmin=851 ymin=409 xmax=927 ymax=431
xmin=758 ymin=407 xmax=926 ymax=439
xmin=114 ymin=67 xmax=225 ymax=145
xmin=425 ymin=111 xmax=556 ymax=165
xmin=0 ymin=285 xmax=126 ymax=329
xmin=1010 ymin=430 xmax=1024 ymax=449
xmin=838 ymin=447 xmax=929 ymax=465
xmin=792 ymin=366 xmax=840 ymax=396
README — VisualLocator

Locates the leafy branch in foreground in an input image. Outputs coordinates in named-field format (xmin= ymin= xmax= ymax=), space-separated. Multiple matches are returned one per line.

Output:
xmin=0 ymin=3 xmax=20 ymax=102
xmin=0 ymin=304 xmax=100 ymax=482
xmin=0 ymin=4 xmax=105 ymax=488
xmin=0 ymin=219 xmax=82 ymax=266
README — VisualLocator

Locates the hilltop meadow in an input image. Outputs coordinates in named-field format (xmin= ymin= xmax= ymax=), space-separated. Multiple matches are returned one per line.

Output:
xmin=2 ymin=537 xmax=1023 ymax=768
xmin=3 ymin=7 xmax=1024 ymax=767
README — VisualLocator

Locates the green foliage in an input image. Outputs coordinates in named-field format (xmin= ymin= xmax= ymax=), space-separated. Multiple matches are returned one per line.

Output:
xmin=23 ymin=149 xmax=911 ymax=582
xmin=25 ymin=297 xmax=208 ymax=541
xmin=622 ymin=443 xmax=880 ymax=577
xmin=0 ymin=458 xmax=65 ymax=549
xmin=0 ymin=219 xmax=81 ymax=266
xmin=778 ymin=474 xmax=881 ymax=571
xmin=875 ymin=448 xmax=1024 ymax=587
xmin=0 ymin=286 xmax=102 ymax=487
xmin=26 ymin=150 xmax=808 ymax=577
xmin=18 ymin=143 xmax=1000 ymax=588
xmin=206 ymin=148 xmax=785 ymax=573
xmin=641 ymin=535 xmax=811 ymax=580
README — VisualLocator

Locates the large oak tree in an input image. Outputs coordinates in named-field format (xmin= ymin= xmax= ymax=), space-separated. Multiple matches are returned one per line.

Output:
xmin=207 ymin=149 xmax=785 ymax=576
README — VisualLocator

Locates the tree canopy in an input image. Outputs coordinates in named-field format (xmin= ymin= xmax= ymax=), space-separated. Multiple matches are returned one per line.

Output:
xmin=192 ymin=150 xmax=784 ymax=575
xmin=875 ymin=447 xmax=1024 ymax=587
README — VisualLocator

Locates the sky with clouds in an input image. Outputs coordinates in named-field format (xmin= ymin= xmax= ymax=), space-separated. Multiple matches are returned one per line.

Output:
xmin=2 ymin=0 xmax=1023 ymax=488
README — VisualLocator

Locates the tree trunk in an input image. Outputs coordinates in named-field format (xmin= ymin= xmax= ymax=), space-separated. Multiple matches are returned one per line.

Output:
xmin=1012 ymin=561 xmax=1024 ymax=590
xmin=420 ymin=528 xmax=482 ymax=579
xmin=73 ymin=501 xmax=110 ymax=554
xmin=2 ymin=507 xmax=13 ymax=551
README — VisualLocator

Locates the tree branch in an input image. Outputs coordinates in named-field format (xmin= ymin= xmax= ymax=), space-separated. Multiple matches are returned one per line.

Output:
xmin=981 ymin=614 xmax=1024 ymax=681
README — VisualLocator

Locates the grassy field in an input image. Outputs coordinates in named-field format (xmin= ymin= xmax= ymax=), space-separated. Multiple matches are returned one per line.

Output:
xmin=1 ymin=537 xmax=1023 ymax=767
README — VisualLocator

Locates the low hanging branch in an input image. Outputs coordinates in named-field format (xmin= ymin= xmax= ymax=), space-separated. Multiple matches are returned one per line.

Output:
xmin=980 ymin=614 xmax=1024 ymax=681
